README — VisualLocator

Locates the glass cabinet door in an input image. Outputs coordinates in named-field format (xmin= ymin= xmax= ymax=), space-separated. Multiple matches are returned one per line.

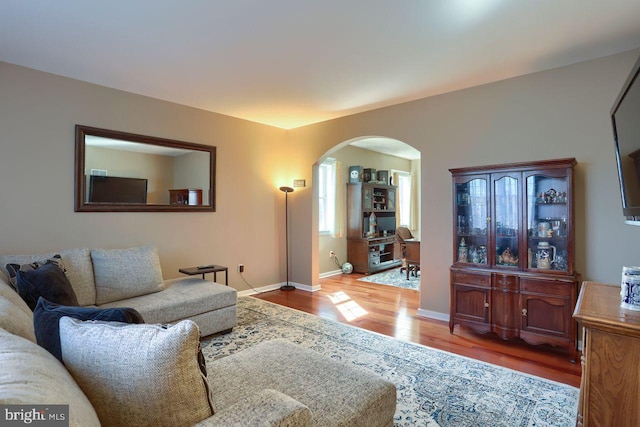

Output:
xmin=387 ymin=188 xmax=395 ymax=210
xmin=363 ymin=185 xmax=373 ymax=210
xmin=493 ymin=175 xmax=519 ymax=268
xmin=526 ymin=172 xmax=569 ymax=272
xmin=454 ymin=177 xmax=488 ymax=265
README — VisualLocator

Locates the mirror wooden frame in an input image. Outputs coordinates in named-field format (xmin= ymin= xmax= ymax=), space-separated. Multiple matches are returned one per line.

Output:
xmin=75 ymin=125 xmax=216 ymax=212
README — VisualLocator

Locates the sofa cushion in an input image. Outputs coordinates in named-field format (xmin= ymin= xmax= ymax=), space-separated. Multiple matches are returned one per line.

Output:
xmin=0 ymin=278 xmax=32 ymax=317
xmin=15 ymin=263 xmax=79 ymax=310
xmin=0 ymin=295 xmax=36 ymax=342
xmin=59 ymin=317 xmax=214 ymax=427
xmin=99 ymin=277 xmax=236 ymax=324
xmin=0 ymin=328 xmax=100 ymax=427
xmin=33 ymin=297 xmax=144 ymax=362
xmin=193 ymin=389 xmax=312 ymax=427
xmin=91 ymin=245 xmax=163 ymax=305
xmin=0 ymin=248 xmax=96 ymax=306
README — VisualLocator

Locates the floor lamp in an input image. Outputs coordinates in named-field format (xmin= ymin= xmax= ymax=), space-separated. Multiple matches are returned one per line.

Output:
xmin=279 ymin=186 xmax=295 ymax=291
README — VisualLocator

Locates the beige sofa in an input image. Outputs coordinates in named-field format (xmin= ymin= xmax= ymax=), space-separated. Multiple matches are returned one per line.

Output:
xmin=0 ymin=247 xmax=397 ymax=426
xmin=0 ymin=246 xmax=237 ymax=336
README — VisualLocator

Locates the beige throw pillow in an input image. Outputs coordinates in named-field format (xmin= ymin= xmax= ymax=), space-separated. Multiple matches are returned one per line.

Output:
xmin=59 ymin=318 xmax=214 ymax=427
xmin=91 ymin=245 xmax=163 ymax=305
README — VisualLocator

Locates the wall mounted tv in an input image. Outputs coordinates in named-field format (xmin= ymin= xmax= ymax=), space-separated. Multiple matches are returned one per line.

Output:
xmin=88 ymin=176 xmax=148 ymax=204
xmin=611 ymin=53 xmax=640 ymax=225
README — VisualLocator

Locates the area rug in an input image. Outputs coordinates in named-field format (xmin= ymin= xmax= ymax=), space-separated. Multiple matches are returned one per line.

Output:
xmin=357 ymin=267 xmax=420 ymax=290
xmin=201 ymin=297 xmax=578 ymax=427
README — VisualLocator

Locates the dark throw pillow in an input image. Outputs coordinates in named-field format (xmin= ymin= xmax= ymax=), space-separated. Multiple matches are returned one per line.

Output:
xmin=33 ymin=297 xmax=145 ymax=362
xmin=6 ymin=255 xmax=65 ymax=292
xmin=15 ymin=262 xmax=79 ymax=310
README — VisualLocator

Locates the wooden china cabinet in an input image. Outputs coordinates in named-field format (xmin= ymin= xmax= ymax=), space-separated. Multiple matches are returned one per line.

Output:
xmin=449 ymin=158 xmax=580 ymax=361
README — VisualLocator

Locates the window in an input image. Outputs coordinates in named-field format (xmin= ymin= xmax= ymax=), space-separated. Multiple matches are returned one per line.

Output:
xmin=397 ymin=172 xmax=412 ymax=227
xmin=319 ymin=158 xmax=336 ymax=234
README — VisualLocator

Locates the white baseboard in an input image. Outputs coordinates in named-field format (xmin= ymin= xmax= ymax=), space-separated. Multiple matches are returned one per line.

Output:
xmin=319 ymin=269 xmax=343 ymax=278
xmin=237 ymin=281 xmax=321 ymax=297
xmin=237 ymin=283 xmax=280 ymax=297
xmin=417 ymin=308 xmax=450 ymax=322
xmin=292 ymin=282 xmax=322 ymax=292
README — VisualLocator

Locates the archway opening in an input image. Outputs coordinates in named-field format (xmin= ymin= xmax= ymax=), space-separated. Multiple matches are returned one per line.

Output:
xmin=315 ymin=136 xmax=421 ymax=293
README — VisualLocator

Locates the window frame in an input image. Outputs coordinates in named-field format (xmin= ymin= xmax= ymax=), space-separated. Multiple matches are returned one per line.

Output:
xmin=318 ymin=158 xmax=336 ymax=235
xmin=394 ymin=170 xmax=412 ymax=228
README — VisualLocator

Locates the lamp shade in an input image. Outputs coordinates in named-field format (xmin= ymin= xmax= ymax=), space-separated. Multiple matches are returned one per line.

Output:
xmin=279 ymin=186 xmax=294 ymax=193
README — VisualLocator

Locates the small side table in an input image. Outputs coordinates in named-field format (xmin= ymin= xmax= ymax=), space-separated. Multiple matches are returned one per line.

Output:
xmin=179 ymin=265 xmax=228 ymax=286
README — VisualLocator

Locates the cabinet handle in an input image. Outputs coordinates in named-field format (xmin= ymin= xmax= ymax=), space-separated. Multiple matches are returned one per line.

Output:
xmin=522 ymin=308 xmax=527 ymax=316
xmin=484 ymin=302 xmax=489 ymax=308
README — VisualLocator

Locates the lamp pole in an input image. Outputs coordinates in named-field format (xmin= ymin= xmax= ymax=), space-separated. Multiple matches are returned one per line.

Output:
xmin=279 ymin=186 xmax=295 ymax=291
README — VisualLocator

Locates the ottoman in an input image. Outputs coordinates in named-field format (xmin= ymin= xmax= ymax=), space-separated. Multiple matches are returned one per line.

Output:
xmin=207 ymin=339 xmax=396 ymax=427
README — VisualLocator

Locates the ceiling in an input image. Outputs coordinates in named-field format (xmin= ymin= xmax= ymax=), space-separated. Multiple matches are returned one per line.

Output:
xmin=2 ymin=0 xmax=640 ymax=135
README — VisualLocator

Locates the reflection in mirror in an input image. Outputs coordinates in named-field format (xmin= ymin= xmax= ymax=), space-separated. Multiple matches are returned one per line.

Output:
xmin=75 ymin=125 xmax=215 ymax=212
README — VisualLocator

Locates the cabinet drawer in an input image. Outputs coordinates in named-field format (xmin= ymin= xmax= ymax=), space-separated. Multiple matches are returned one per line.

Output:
xmin=369 ymin=252 xmax=380 ymax=266
xmin=521 ymin=278 xmax=572 ymax=297
xmin=452 ymin=271 xmax=490 ymax=287
xmin=492 ymin=274 xmax=518 ymax=290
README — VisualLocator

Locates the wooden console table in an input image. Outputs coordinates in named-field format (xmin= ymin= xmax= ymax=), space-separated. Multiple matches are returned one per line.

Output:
xmin=573 ymin=281 xmax=640 ymax=427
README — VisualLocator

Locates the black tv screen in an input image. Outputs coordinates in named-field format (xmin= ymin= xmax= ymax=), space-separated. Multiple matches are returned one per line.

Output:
xmin=376 ymin=216 xmax=396 ymax=234
xmin=89 ymin=176 xmax=148 ymax=204
xmin=611 ymin=54 xmax=640 ymax=223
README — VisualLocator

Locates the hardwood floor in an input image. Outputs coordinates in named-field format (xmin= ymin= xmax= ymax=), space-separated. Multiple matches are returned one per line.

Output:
xmin=253 ymin=272 xmax=582 ymax=388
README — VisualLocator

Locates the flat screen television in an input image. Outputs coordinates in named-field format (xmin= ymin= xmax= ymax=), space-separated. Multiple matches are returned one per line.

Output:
xmin=376 ymin=216 xmax=396 ymax=235
xmin=88 ymin=176 xmax=148 ymax=204
xmin=611 ymin=53 xmax=640 ymax=225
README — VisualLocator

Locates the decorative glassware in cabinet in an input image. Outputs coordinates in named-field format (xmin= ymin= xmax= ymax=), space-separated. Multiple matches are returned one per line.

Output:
xmin=455 ymin=178 xmax=488 ymax=265
xmin=387 ymin=188 xmax=395 ymax=210
xmin=526 ymin=174 xmax=568 ymax=272
xmin=493 ymin=176 xmax=519 ymax=267
xmin=372 ymin=189 xmax=385 ymax=210
xmin=363 ymin=186 xmax=373 ymax=210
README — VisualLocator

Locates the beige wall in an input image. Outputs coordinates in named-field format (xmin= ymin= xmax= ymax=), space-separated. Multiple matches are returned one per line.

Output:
xmin=290 ymin=49 xmax=640 ymax=316
xmin=173 ymin=151 xmax=211 ymax=205
xmin=0 ymin=61 xmax=291 ymax=290
xmin=2 ymin=48 xmax=640 ymax=317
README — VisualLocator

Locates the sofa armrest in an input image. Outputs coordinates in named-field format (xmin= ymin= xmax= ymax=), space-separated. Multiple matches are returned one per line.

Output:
xmin=193 ymin=389 xmax=312 ymax=427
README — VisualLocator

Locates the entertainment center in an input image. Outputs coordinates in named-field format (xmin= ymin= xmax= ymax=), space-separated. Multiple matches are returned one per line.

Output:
xmin=346 ymin=182 xmax=402 ymax=274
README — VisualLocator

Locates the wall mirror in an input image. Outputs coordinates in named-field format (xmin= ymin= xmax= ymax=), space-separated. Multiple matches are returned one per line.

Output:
xmin=75 ymin=125 xmax=216 ymax=212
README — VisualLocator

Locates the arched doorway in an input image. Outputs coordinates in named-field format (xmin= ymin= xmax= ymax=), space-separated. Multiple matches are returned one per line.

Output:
xmin=316 ymin=136 xmax=421 ymax=292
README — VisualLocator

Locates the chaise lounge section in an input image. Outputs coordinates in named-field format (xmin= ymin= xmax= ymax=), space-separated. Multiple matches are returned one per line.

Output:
xmin=204 ymin=338 xmax=397 ymax=427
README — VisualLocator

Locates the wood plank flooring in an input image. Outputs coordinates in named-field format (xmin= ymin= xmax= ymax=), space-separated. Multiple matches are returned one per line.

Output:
xmin=253 ymin=272 xmax=582 ymax=388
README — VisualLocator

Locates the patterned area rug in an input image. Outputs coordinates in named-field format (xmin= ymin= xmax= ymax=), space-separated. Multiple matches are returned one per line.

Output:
xmin=201 ymin=297 xmax=578 ymax=426
xmin=357 ymin=267 xmax=420 ymax=290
